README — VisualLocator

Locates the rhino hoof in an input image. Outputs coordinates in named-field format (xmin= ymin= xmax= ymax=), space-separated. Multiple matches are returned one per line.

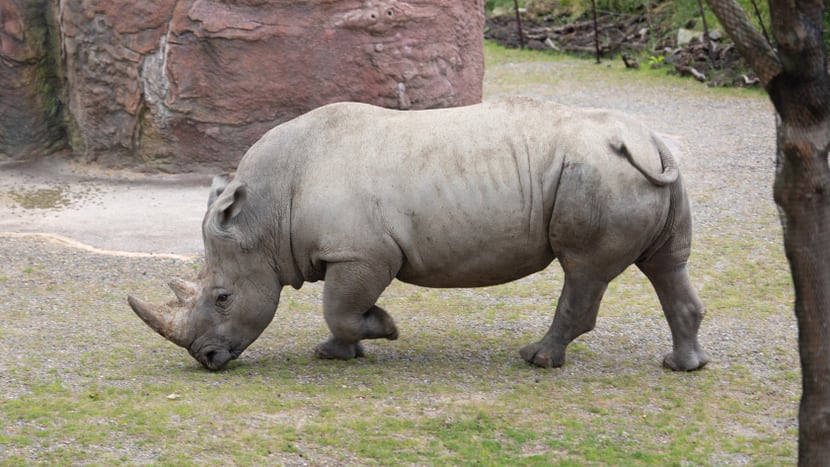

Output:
xmin=519 ymin=342 xmax=566 ymax=369
xmin=364 ymin=306 xmax=399 ymax=340
xmin=662 ymin=350 xmax=709 ymax=371
xmin=315 ymin=338 xmax=365 ymax=360
xmin=386 ymin=327 xmax=399 ymax=341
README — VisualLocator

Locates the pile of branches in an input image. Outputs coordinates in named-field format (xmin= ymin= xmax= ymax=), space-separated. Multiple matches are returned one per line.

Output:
xmin=662 ymin=35 xmax=760 ymax=87
xmin=485 ymin=11 xmax=656 ymax=56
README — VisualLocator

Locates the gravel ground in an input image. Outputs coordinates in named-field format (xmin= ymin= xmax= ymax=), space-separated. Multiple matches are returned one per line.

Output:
xmin=0 ymin=54 xmax=796 ymax=463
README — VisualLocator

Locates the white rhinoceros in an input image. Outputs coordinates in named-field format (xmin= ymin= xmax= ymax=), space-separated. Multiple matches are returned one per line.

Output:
xmin=129 ymin=97 xmax=708 ymax=372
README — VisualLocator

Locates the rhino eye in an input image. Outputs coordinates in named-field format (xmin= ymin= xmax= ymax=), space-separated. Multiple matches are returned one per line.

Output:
xmin=214 ymin=291 xmax=232 ymax=310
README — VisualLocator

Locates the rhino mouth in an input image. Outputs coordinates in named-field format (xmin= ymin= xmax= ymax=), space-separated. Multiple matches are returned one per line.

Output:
xmin=190 ymin=343 xmax=242 ymax=371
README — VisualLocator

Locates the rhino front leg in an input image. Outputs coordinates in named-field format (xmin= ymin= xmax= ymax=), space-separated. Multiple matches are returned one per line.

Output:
xmin=638 ymin=262 xmax=708 ymax=371
xmin=520 ymin=272 xmax=609 ymax=368
xmin=315 ymin=262 xmax=399 ymax=360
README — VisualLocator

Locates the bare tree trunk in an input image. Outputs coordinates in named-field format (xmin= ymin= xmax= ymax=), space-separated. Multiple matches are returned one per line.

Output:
xmin=513 ymin=0 xmax=525 ymax=50
xmin=706 ymin=0 xmax=830 ymax=462
xmin=774 ymin=97 xmax=830 ymax=466
xmin=747 ymin=0 xmax=772 ymax=47
xmin=695 ymin=0 xmax=714 ymax=62
xmin=591 ymin=0 xmax=601 ymax=63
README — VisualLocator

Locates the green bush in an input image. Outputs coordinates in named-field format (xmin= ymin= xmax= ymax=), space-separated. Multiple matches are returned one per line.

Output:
xmin=486 ymin=0 xmax=523 ymax=13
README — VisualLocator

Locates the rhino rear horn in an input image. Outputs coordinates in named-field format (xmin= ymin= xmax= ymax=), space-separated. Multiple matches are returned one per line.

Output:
xmin=128 ymin=295 xmax=194 ymax=348
xmin=168 ymin=278 xmax=198 ymax=306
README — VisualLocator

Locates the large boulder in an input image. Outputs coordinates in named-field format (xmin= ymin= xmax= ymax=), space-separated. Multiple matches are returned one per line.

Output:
xmin=10 ymin=0 xmax=484 ymax=172
xmin=0 ymin=0 xmax=65 ymax=159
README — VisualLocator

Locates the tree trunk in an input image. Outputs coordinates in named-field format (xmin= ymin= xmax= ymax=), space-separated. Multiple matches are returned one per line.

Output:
xmin=706 ymin=0 xmax=830 ymax=462
xmin=774 ymin=110 xmax=830 ymax=465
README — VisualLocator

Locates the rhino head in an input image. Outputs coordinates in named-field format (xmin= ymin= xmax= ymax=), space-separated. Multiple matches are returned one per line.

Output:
xmin=128 ymin=176 xmax=282 ymax=371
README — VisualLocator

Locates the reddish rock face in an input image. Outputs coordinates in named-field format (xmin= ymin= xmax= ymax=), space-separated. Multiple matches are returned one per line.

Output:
xmin=0 ymin=0 xmax=65 ymax=158
xmin=26 ymin=0 xmax=485 ymax=172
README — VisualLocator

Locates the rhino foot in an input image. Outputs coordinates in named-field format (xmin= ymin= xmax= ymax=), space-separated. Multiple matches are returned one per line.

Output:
xmin=519 ymin=341 xmax=566 ymax=369
xmin=363 ymin=306 xmax=399 ymax=340
xmin=662 ymin=349 xmax=709 ymax=371
xmin=315 ymin=338 xmax=366 ymax=360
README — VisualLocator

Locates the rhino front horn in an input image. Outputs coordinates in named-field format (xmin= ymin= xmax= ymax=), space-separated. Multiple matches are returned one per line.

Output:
xmin=128 ymin=295 xmax=193 ymax=348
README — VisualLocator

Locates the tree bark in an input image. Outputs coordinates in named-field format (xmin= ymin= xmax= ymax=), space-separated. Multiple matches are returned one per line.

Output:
xmin=707 ymin=0 xmax=830 ymax=462
xmin=774 ymin=106 xmax=830 ymax=466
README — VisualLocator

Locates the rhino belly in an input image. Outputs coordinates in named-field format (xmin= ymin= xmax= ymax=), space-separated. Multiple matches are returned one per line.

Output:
xmin=393 ymin=226 xmax=555 ymax=288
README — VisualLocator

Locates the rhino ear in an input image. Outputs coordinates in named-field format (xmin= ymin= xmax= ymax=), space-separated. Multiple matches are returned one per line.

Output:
xmin=208 ymin=173 xmax=232 ymax=208
xmin=213 ymin=181 xmax=247 ymax=227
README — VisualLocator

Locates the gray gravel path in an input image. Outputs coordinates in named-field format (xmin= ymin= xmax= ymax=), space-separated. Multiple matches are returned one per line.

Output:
xmin=0 ymin=158 xmax=211 ymax=257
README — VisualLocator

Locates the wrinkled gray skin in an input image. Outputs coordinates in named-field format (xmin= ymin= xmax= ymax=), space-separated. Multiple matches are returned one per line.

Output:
xmin=129 ymin=97 xmax=709 ymax=372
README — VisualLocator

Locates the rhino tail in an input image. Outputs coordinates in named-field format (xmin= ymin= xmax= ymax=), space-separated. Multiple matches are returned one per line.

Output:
xmin=610 ymin=135 xmax=679 ymax=186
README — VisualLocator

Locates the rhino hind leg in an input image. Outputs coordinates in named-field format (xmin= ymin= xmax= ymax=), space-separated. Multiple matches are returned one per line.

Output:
xmin=520 ymin=271 xmax=609 ymax=368
xmin=315 ymin=262 xmax=399 ymax=361
xmin=637 ymin=261 xmax=709 ymax=371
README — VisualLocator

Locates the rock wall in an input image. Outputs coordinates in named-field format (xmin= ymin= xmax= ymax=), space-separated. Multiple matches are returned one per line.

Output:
xmin=0 ymin=0 xmax=65 ymax=159
xmin=1 ymin=0 xmax=485 ymax=172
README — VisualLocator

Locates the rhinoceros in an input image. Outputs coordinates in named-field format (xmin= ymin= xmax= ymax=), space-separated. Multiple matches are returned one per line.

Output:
xmin=128 ymin=97 xmax=708 ymax=372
